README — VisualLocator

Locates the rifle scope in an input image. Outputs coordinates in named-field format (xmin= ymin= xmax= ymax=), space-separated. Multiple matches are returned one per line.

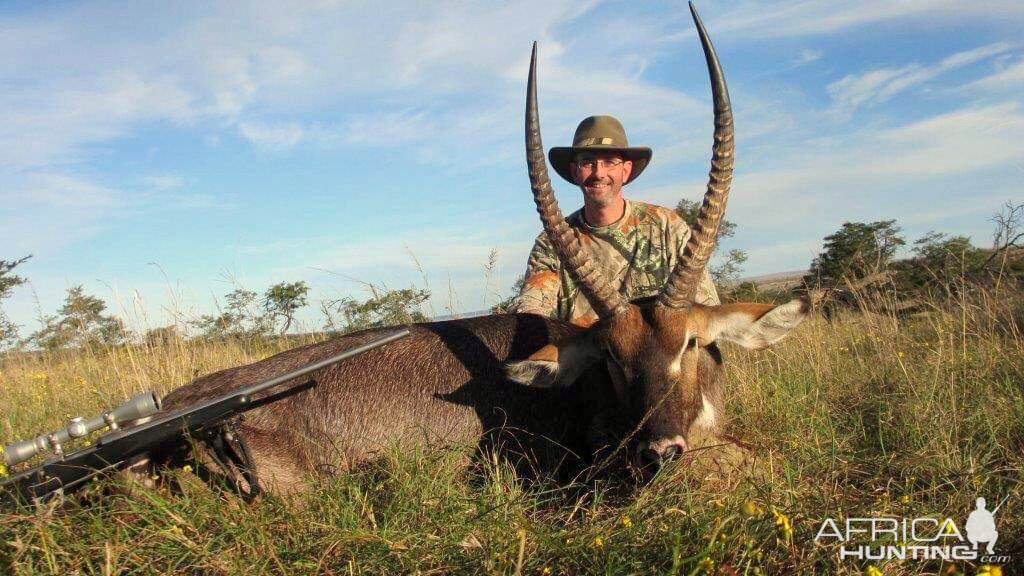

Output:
xmin=3 ymin=391 xmax=161 ymax=467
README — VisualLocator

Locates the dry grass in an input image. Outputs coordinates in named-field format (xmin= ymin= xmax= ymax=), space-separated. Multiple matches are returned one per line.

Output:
xmin=1 ymin=285 xmax=1022 ymax=575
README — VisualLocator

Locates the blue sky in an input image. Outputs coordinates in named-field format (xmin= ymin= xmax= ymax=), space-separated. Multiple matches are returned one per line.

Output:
xmin=2 ymin=0 xmax=1022 ymax=336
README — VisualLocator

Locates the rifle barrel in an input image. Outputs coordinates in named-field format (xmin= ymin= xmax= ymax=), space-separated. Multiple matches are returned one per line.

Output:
xmin=1 ymin=328 xmax=410 ymax=500
xmin=103 ymin=328 xmax=411 ymax=443
xmin=992 ymin=494 xmax=1010 ymax=515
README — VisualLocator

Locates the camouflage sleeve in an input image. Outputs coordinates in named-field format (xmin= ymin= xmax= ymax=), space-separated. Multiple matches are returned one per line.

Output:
xmin=511 ymin=233 xmax=562 ymax=317
xmin=671 ymin=216 xmax=721 ymax=306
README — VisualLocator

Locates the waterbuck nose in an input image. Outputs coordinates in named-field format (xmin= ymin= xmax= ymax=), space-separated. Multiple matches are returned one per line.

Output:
xmin=661 ymin=443 xmax=682 ymax=461
xmin=637 ymin=438 xmax=688 ymax=470
xmin=637 ymin=439 xmax=687 ymax=470
xmin=639 ymin=447 xmax=661 ymax=469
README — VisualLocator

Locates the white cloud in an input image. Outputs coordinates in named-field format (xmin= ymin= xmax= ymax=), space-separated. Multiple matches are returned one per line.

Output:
xmin=238 ymin=121 xmax=305 ymax=150
xmin=0 ymin=0 xmax=622 ymax=177
xmin=6 ymin=172 xmax=122 ymax=209
xmin=154 ymin=193 xmax=230 ymax=211
xmin=253 ymin=46 xmax=310 ymax=86
xmin=718 ymin=100 xmax=1024 ymax=253
xmin=828 ymin=66 xmax=919 ymax=111
xmin=0 ymin=171 xmax=128 ymax=255
xmin=743 ymin=101 xmax=1023 ymax=194
xmin=711 ymin=1 xmax=1024 ymax=40
xmin=235 ymin=238 xmax=310 ymax=256
xmin=303 ymin=236 xmax=527 ymax=277
xmin=626 ymin=97 xmax=1023 ymax=277
xmin=0 ymin=168 xmax=231 ymax=258
xmin=342 ymin=109 xmax=436 ymax=147
xmin=962 ymin=57 xmax=1024 ymax=93
xmin=872 ymin=101 xmax=1024 ymax=174
xmin=827 ymin=42 xmax=1012 ymax=113
xmin=142 ymin=175 xmax=184 ymax=190
xmin=0 ymin=1 xmax=1019 ymax=174
xmin=795 ymin=49 xmax=822 ymax=66
xmin=0 ymin=72 xmax=195 ymax=169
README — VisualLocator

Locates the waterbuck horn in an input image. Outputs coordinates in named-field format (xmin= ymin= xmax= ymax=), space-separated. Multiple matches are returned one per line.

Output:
xmin=658 ymin=2 xmax=735 ymax=309
xmin=525 ymin=42 xmax=629 ymax=319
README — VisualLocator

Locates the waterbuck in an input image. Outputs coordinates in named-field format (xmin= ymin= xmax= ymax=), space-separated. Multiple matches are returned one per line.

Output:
xmin=161 ymin=3 xmax=810 ymax=497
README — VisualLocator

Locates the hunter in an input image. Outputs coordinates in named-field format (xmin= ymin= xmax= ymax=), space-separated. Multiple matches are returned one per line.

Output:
xmin=514 ymin=115 xmax=719 ymax=326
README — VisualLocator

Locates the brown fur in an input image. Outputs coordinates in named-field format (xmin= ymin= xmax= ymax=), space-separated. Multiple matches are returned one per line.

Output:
xmin=161 ymin=314 xmax=626 ymax=494
xmin=159 ymin=297 xmax=805 ymax=495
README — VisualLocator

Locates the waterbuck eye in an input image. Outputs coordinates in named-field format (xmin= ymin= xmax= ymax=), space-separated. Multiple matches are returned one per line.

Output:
xmin=687 ymin=337 xmax=699 ymax=350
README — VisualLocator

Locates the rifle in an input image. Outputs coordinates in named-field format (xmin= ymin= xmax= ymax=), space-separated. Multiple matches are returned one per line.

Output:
xmin=1 ymin=329 xmax=409 ymax=504
xmin=992 ymin=494 xmax=1010 ymax=515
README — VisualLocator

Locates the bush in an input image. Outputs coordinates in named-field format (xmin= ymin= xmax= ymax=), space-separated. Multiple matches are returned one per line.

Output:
xmin=323 ymin=287 xmax=430 ymax=333
xmin=29 ymin=285 xmax=129 ymax=351
xmin=804 ymin=220 xmax=904 ymax=289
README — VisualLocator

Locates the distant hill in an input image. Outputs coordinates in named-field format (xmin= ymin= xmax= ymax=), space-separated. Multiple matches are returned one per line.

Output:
xmin=723 ymin=269 xmax=807 ymax=290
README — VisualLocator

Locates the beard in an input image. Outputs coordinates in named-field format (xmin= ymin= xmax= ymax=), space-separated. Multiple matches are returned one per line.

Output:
xmin=581 ymin=177 xmax=620 ymax=208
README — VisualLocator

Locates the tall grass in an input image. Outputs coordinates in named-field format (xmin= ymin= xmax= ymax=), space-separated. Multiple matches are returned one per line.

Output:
xmin=1 ymin=284 xmax=1022 ymax=575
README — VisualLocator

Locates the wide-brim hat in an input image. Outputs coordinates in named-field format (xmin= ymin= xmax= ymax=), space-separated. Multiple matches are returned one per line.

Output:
xmin=548 ymin=115 xmax=652 ymax=185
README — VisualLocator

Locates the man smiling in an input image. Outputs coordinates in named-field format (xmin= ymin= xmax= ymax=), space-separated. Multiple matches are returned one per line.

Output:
xmin=514 ymin=115 xmax=719 ymax=326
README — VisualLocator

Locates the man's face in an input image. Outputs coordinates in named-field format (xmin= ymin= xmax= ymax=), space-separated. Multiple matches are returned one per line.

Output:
xmin=571 ymin=152 xmax=633 ymax=208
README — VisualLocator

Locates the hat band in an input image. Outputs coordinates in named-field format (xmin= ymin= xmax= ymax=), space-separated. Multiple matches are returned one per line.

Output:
xmin=575 ymin=136 xmax=621 ymax=147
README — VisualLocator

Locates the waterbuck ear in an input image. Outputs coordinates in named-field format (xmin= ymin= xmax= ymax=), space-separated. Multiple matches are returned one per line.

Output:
xmin=505 ymin=333 xmax=603 ymax=388
xmin=705 ymin=298 xmax=810 ymax=350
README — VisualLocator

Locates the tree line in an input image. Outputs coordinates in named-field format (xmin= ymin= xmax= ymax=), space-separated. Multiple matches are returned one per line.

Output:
xmin=0 ymin=268 xmax=434 ymax=351
xmin=1 ymin=202 xmax=1020 ymax=352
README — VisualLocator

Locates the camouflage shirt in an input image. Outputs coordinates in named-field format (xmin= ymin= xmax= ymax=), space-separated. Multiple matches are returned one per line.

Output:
xmin=513 ymin=199 xmax=719 ymax=326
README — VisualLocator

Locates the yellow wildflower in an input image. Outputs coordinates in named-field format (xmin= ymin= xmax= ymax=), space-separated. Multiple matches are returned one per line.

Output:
xmin=899 ymin=494 xmax=910 ymax=504
xmin=773 ymin=508 xmax=793 ymax=541
xmin=697 ymin=557 xmax=714 ymax=574
xmin=182 ymin=464 xmax=193 ymax=474
xmin=741 ymin=500 xmax=762 ymax=517
xmin=542 ymin=568 xmax=551 ymax=575
xmin=593 ymin=536 xmax=604 ymax=548
xmin=621 ymin=515 xmax=633 ymax=529
xmin=977 ymin=566 xmax=1002 ymax=576
xmin=864 ymin=566 xmax=883 ymax=576
xmin=0 ymin=463 xmax=7 ymax=478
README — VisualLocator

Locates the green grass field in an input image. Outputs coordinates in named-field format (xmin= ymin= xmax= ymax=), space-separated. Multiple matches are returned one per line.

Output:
xmin=1 ymin=286 xmax=1021 ymax=575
